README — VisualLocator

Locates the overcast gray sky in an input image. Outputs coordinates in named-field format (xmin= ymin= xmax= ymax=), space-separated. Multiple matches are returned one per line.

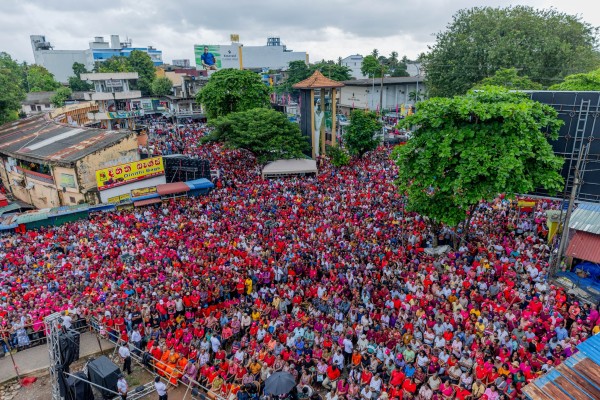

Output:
xmin=2 ymin=0 xmax=600 ymax=65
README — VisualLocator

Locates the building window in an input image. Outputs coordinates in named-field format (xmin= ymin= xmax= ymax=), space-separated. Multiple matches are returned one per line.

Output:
xmin=69 ymin=196 xmax=76 ymax=203
xmin=45 ymin=104 xmax=50 ymax=108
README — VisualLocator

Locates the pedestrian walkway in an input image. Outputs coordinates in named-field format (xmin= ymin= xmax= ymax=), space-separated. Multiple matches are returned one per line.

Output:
xmin=0 ymin=332 xmax=114 ymax=384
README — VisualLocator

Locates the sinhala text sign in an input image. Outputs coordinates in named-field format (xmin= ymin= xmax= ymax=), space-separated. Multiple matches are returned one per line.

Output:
xmin=96 ymin=156 xmax=164 ymax=191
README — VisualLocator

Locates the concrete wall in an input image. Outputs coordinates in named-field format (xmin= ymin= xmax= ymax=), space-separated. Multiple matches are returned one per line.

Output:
xmin=33 ymin=49 xmax=94 ymax=83
xmin=75 ymin=134 xmax=139 ymax=197
xmin=341 ymin=55 xmax=367 ymax=79
xmin=338 ymin=82 xmax=427 ymax=112
xmin=242 ymin=46 xmax=306 ymax=70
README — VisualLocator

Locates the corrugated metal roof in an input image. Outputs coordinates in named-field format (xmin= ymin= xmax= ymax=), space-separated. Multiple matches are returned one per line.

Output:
xmin=0 ymin=114 xmax=134 ymax=164
xmin=524 ymin=334 xmax=600 ymax=400
xmin=570 ymin=202 xmax=600 ymax=234
xmin=13 ymin=210 xmax=50 ymax=224
xmin=0 ymin=203 xmax=24 ymax=216
xmin=185 ymin=178 xmax=214 ymax=190
xmin=566 ymin=231 xmax=600 ymax=264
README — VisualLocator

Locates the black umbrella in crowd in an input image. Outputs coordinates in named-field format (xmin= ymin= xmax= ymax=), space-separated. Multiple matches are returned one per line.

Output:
xmin=264 ymin=371 xmax=296 ymax=396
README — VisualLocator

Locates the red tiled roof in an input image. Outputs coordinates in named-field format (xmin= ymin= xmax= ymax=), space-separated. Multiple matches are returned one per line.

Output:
xmin=292 ymin=70 xmax=345 ymax=89
xmin=566 ymin=230 xmax=600 ymax=264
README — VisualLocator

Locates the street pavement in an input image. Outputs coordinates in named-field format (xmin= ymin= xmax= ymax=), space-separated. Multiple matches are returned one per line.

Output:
xmin=0 ymin=332 xmax=114 ymax=384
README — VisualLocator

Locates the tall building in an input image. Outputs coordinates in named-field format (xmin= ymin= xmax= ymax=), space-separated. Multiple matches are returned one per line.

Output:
xmin=341 ymin=54 xmax=367 ymax=79
xmin=80 ymin=72 xmax=143 ymax=130
xmin=30 ymin=34 xmax=163 ymax=83
xmin=194 ymin=37 xmax=308 ymax=71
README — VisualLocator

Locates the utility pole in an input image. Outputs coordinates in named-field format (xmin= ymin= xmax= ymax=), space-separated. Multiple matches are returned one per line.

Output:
xmin=379 ymin=65 xmax=384 ymax=114
xmin=554 ymin=142 xmax=589 ymax=275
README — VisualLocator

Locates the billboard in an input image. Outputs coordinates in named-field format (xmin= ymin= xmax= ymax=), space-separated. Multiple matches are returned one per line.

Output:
xmin=194 ymin=45 xmax=240 ymax=70
xmin=96 ymin=156 xmax=164 ymax=191
xmin=130 ymin=186 xmax=157 ymax=199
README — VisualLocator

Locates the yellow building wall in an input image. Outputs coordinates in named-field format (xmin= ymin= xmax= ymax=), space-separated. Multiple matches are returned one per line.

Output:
xmin=75 ymin=134 xmax=139 ymax=203
xmin=0 ymin=164 xmax=61 ymax=209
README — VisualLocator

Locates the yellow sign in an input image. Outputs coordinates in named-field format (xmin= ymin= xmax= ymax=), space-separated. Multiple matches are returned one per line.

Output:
xmin=107 ymin=194 xmax=131 ymax=204
xmin=96 ymin=156 xmax=164 ymax=191
xmin=131 ymin=186 xmax=157 ymax=199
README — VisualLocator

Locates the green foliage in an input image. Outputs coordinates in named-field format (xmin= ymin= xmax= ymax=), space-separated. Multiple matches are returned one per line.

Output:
xmin=549 ymin=68 xmax=600 ymax=90
xmin=26 ymin=64 xmax=61 ymax=92
xmin=362 ymin=51 xmax=410 ymax=78
xmin=50 ymin=87 xmax=72 ymax=107
xmin=344 ymin=110 xmax=382 ymax=158
xmin=423 ymin=6 xmax=600 ymax=97
xmin=276 ymin=60 xmax=309 ymax=96
xmin=98 ymin=51 xmax=156 ymax=95
xmin=97 ymin=57 xmax=133 ymax=73
xmin=202 ymin=108 xmax=309 ymax=164
xmin=68 ymin=62 xmax=92 ymax=91
xmin=276 ymin=60 xmax=350 ymax=98
xmin=0 ymin=52 xmax=26 ymax=125
xmin=128 ymin=50 xmax=156 ymax=96
xmin=151 ymin=76 xmax=173 ymax=96
xmin=326 ymin=145 xmax=350 ymax=167
xmin=310 ymin=60 xmax=352 ymax=82
xmin=197 ymin=69 xmax=271 ymax=120
xmin=392 ymin=86 xmax=564 ymax=228
xmin=473 ymin=68 xmax=543 ymax=90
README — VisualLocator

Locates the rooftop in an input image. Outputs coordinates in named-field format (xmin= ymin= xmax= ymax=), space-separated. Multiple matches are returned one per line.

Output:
xmin=569 ymin=202 xmax=600 ymax=234
xmin=0 ymin=114 xmax=134 ymax=165
xmin=293 ymin=70 xmax=345 ymax=89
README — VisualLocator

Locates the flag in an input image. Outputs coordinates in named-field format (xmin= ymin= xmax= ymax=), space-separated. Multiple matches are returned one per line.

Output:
xmin=396 ymin=103 xmax=398 ymax=115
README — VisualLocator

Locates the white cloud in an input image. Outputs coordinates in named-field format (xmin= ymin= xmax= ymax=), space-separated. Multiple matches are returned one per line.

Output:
xmin=1 ymin=0 xmax=599 ymax=65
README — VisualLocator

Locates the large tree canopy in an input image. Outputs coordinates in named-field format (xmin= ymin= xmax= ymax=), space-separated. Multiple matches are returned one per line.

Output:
xmin=392 ymin=86 xmax=564 ymax=231
xmin=68 ymin=62 xmax=93 ymax=92
xmin=98 ymin=50 xmax=156 ymax=95
xmin=473 ymin=68 xmax=543 ymax=90
xmin=362 ymin=51 xmax=409 ymax=78
xmin=0 ymin=53 xmax=26 ymax=124
xmin=423 ymin=6 xmax=600 ymax=97
xmin=151 ymin=76 xmax=173 ymax=96
xmin=549 ymin=68 xmax=600 ymax=91
xmin=25 ymin=64 xmax=61 ymax=92
xmin=197 ymin=69 xmax=271 ymax=120
xmin=202 ymin=108 xmax=309 ymax=164
xmin=344 ymin=110 xmax=382 ymax=158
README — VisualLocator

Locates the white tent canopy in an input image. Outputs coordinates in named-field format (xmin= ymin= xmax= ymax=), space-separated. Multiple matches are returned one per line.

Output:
xmin=262 ymin=159 xmax=318 ymax=178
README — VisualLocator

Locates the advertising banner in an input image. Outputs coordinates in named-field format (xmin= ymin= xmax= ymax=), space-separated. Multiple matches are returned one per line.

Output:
xmin=59 ymin=173 xmax=77 ymax=189
xmin=194 ymin=45 xmax=240 ymax=70
xmin=107 ymin=193 xmax=131 ymax=204
xmin=130 ymin=186 xmax=157 ymax=199
xmin=96 ymin=156 xmax=164 ymax=191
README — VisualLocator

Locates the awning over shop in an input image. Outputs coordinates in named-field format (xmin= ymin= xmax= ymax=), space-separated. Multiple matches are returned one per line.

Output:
xmin=133 ymin=198 xmax=162 ymax=207
xmin=185 ymin=178 xmax=214 ymax=190
xmin=566 ymin=230 xmax=600 ymax=264
xmin=156 ymin=182 xmax=190 ymax=196
xmin=261 ymin=159 xmax=318 ymax=178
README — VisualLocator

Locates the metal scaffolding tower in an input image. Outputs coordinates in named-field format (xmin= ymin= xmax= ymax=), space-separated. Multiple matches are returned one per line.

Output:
xmin=44 ymin=312 xmax=64 ymax=400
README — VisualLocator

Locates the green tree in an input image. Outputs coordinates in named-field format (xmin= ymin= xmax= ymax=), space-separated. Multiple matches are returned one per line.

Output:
xmin=26 ymin=64 xmax=61 ymax=92
xmin=473 ymin=68 xmax=543 ymax=90
xmin=0 ymin=53 xmax=26 ymax=124
xmin=309 ymin=61 xmax=351 ymax=82
xmin=50 ymin=87 xmax=72 ymax=107
xmin=202 ymin=108 xmax=309 ymax=164
xmin=97 ymin=57 xmax=133 ymax=73
xmin=197 ymin=69 xmax=271 ymax=120
xmin=344 ymin=110 xmax=382 ymax=157
xmin=68 ymin=62 xmax=92 ymax=91
xmin=361 ymin=55 xmax=387 ymax=78
xmin=549 ymin=68 xmax=600 ymax=90
xmin=128 ymin=50 xmax=156 ymax=96
xmin=276 ymin=60 xmax=310 ymax=97
xmin=423 ymin=6 xmax=600 ymax=97
xmin=391 ymin=86 xmax=564 ymax=244
xmin=151 ymin=76 xmax=173 ymax=96
xmin=326 ymin=145 xmax=350 ymax=167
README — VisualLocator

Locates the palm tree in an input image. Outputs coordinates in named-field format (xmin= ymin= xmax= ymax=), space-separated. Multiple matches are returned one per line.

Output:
xmin=371 ymin=49 xmax=379 ymax=58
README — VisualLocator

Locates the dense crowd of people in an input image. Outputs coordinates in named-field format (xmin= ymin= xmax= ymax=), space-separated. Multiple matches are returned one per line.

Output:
xmin=1 ymin=120 xmax=599 ymax=400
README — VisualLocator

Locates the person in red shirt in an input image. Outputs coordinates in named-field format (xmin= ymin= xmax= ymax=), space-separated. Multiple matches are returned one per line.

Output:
xmin=401 ymin=378 xmax=417 ymax=396
xmin=390 ymin=367 xmax=405 ymax=387
xmin=454 ymin=383 xmax=471 ymax=400
xmin=323 ymin=364 xmax=341 ymax=390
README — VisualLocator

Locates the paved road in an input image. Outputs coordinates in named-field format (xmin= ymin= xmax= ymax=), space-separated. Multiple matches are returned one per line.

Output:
xmin=0 ymin=332 xmax=114 ymax=384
